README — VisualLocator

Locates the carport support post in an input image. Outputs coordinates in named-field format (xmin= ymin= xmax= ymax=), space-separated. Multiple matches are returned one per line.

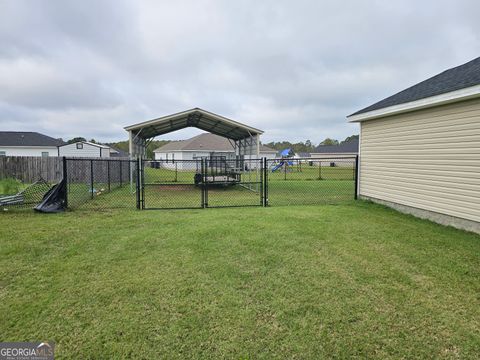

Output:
xmin=354 ymin=155 xmax=359 ymax=200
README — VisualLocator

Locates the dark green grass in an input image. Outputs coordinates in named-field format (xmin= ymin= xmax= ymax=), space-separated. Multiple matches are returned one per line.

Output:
xmin=1 ymin=202 xmax=479 ymax=359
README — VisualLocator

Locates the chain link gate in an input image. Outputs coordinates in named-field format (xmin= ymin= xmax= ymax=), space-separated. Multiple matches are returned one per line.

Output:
xmin=138 ymin=158 xmax=266 ymax=209
xmin=139 ymin=159 xmax=203 ymax=209
xmin=203 ymin=158 xmax=264 ymax=208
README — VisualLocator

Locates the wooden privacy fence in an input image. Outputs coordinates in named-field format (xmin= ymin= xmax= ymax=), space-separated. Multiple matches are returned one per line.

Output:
xmin=0 ymin=156 xmax=132 ymax=184
xmin=0 ymin=156 xmax=63 ymax=183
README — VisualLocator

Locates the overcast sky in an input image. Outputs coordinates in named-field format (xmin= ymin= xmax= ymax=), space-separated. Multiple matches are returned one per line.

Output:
xmin=1 ymin=0 xmax=479 ymax=144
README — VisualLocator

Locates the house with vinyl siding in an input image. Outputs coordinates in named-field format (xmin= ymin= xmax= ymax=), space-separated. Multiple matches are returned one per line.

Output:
xmin=348 ymin=57 xmax=480 ymax=233
xmin=0 ymin=131 xmax=64 ymax=157
xmin=311 ymin=139 xmax=358 ymax=167
xmin=58 ymin=141 xmax=120 ymax=158
xmin=153 ymin=133 xmax=277 ymax=170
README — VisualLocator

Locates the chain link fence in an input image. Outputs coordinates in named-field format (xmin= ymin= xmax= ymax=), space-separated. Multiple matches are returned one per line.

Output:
xmin=1 ymin=155 xmax=358 ymax=211
xmin=65 ymin=158 xmax=137 ymax=210
xmin=266 ymin=157 xmax=357 ymax=206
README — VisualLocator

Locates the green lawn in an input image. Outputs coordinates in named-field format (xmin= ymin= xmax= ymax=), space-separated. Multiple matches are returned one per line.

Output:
xmin=143 ymin=163 xmax=355 ymax=184
xmin=1 ymin=202 xmax=479 ymax=358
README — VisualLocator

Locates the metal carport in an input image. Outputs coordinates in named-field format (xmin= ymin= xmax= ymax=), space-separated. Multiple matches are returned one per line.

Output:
xmin=124 ymin=108 xmax=263 ymax=159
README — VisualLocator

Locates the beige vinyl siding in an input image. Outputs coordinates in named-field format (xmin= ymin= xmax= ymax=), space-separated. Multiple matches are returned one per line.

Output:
xmin=359 ymin=97 xmax=480 ymax=223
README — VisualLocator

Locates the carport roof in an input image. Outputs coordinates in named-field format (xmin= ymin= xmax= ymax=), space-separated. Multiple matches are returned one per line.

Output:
xmin=124 ymin=108 xmax=263 ymax=141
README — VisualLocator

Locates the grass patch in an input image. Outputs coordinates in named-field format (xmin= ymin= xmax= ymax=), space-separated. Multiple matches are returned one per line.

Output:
xmin=0 ymin=202 xmax=479 ymax=358
xmin=0 ymin=178 xmax=24 ymax=195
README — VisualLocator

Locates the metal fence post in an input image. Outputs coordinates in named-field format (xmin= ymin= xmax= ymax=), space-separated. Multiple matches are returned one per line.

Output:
xmin=202 ymin=158 xmax=208 ymax=208
xmin=120 ymin=160 xmax=123 ymax=187
xmin=136 ymin=157 xmax=141 ymax=209
xmin=260 ymin=159 xmax=263 ymax=206
xmin=318 ymin=161 xmax=322 ymax=180
xmin=128 ymin=160 xmax=131 ymax=184
xmin=62 ymin=156 xmax=68 ymax=208
xmin=354 ymin=155 xmax=359 ymax=200
xmin=141 ymin=160 xmax=145 ymax=209
xmin=107 ymin=160 xmax=111 ymax=192
xmin=200 ymin=159 xmax=204 ymax=208
xmin=264 ymin=157 xmax=268 ymax=206
xmin=90 ymin=159 xmax=94 ymax=199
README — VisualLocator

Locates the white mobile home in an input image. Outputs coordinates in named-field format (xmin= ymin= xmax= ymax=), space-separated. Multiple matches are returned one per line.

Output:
xmin=348 ymin=57 xmax=480 ymax=233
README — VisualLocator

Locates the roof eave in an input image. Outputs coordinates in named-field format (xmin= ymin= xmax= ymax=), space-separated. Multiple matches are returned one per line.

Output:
xmin=347 ymin=84 xmax=480 ymax=122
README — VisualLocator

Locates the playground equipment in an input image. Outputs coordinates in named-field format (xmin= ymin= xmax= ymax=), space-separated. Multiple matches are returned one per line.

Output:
xmin=271 ymin=160 xmax=294 ymax=172
xmin=271 ymin=148 xmax=301 ymax=173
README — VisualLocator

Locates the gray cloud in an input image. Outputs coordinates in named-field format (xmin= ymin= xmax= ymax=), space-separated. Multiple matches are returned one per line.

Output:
xmin=0 ymin=0 xmax=479 ymax=143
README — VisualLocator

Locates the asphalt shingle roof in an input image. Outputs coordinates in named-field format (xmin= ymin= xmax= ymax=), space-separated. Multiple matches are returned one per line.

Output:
xmin=313 ymin=139 xmax=359 ymax=154
xmin=351 ymin=57 xmax=480 ymax=116
xmin=154 ymin=133 xmax=276 ymax=153
xmin=0 ymin=131 xmax=65 ymax=147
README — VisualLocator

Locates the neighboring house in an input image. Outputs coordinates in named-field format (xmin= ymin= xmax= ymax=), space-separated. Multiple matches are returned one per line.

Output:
xmin=59 ymin=141 xmax=114 ymax=158
xmin=312 ymin=139 xmax=359 ymax=158
xmin=0 ymin=131 xmax=64 ymax=157
xmin=294 ymin=152 xmax=312 ymax=159
xmin=348 ymin=56 xmax=480 ymax=233
xmin=153 ymin=133 xmax=277 ymax=169
xmin=310 ymin=139 xmax=359 ymax=166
